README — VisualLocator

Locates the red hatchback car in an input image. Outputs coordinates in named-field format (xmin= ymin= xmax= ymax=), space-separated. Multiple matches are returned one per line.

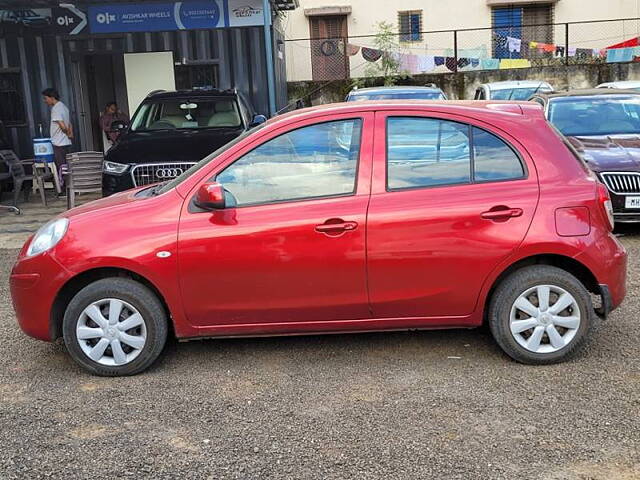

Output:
xmin=11 ymin=101 xmax=627 ymax=376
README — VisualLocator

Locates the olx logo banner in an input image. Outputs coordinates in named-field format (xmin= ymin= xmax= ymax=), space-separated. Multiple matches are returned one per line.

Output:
xmin=88 ymin=0 xmax=264 ymax=34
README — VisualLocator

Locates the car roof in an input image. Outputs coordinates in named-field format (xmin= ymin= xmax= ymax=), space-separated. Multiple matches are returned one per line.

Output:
xmin=533 ymin=88 xmax=640 ymax=99
xmin=145 ymin=89 xmax=239 ymax=100
xmin=271 ymin=100 xmax=543 ymax=126
xmin=349 ymin=86 xmax=444 ymax=95
xmin=597 ymin=81 xmax=640 ymax=88
xmin=482 ymin=80 xmax=553 ymax=90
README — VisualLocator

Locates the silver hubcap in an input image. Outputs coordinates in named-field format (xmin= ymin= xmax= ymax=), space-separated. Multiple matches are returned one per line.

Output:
xmin=509 ymin=285 xmax=581 ymax=354
xmin=76 ymin=298 xmax=147 ymax=366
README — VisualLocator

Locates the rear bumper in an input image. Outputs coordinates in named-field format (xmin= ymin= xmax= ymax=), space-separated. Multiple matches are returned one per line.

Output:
xmin=596 ymin=284 xmax=613 ymax=319
xmin=575 ymin=231 xmax=627 ymax=314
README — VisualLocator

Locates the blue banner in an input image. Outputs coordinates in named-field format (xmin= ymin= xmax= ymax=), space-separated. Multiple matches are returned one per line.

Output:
xmin=89 ymin=1 xmax=227 ymax=33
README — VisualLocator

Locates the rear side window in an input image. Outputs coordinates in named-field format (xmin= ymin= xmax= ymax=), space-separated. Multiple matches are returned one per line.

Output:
xmin=386 ymin=117 xmax=525 ymax=190
xmin=387 ymin=117 xmax=471 ymax=190
xmin=473 ymin=127 xmax=524 ymax=181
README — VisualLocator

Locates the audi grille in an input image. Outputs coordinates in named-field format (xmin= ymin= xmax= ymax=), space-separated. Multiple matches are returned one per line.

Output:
xmin=131 ymin=163 xmax=196 ymax=187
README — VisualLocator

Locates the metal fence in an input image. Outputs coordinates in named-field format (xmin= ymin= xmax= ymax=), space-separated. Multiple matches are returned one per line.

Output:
xmin=285 ymin=17 xmax=640 ymax=82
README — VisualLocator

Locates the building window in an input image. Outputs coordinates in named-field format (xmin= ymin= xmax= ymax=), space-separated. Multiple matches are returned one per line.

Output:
xmin=492 ymin=4 xmax=554 ymax=58
xmin=0 ymin=70 xmax=26 ymax=127
xmin=398 ymin=11 xmax=422 ymax=42
xmin=175 ymin=64 xmax=220 ymax=90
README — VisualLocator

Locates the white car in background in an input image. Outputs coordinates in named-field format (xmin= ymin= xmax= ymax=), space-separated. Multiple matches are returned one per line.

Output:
xmin=597 ymin=81 xmax=640 ymax=92
xmin=473 ymin=80 xmax=554 ymax=100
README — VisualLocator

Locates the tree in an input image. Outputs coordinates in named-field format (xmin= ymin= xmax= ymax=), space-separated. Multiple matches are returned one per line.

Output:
xmin=364 ymin=21 xmax=405 ymax=85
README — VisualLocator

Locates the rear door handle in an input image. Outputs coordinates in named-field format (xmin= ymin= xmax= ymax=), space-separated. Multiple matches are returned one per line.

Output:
xmin=481 ymin=208 xmax=523 ymax=220
xmin=315 ymin=220 xmax=358 ymax=234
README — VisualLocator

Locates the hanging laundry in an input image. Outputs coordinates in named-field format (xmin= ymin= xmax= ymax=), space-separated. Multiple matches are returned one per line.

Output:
xmin=480 ymin=58 xmax=500 ymax=70
xmin=416 ymin=55 xmax=435 ymax=73
xmin=607 ymin=47 xmax=635 ymax=63
xmin=555 ymin=46 xmax=566 ymax=57
xmin=542 ymin=43 xmax=556 ymax=53
xmin=575 ymin=48 xmax=593 ymax=60
xmin=499 ymin=59 xmax=531 ymax=69
xmin=362 ymin=47 xmax=382 ymax=62
xmin=493 ymin=33 xmax=507 ymax=49
xmin=434 ymin=56 xmax=445 ymax=66
xmin=445 ymin=57 xmax=457 ymax=71
xmin=398 ymin=54 xmax=419 ymax=74
xmin=529 ymin=42 xmax=538 ymax=49
xmin=507 ymin=36 xmax=522 ymax=53
xmin=470 ymin=58 xmax=480 ymax=68
xmin=568 ymin=47 xmax=577 ymax=57
xmin=346 ymin=43 xmax=360 ymax=56
xmin=457 ymin=58 xmax=471 ymax=69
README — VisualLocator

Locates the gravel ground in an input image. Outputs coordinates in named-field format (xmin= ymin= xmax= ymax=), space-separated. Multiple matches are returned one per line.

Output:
xmin=0 ymin=234 xmax=639 ymax=479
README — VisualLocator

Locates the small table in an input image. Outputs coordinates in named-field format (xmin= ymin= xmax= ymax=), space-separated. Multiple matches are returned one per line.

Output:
xmin=32 ymin=161 xmax=61 ymax=194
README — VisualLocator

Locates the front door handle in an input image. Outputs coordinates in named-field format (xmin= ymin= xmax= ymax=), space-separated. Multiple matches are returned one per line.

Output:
xmin=481 ymin=207 xmax=523 ymax=220
xmin=315 ymin=219 xmax=358 ymax=235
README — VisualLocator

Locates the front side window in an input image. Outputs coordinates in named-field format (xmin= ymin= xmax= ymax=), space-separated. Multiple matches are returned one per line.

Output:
xmin=130 ymin=97 xmax=242 ymax=131
xmin=387 ymin=117 xmax=524 ymax=190
xmin=216 ymin=119 xmax=362 ymax=206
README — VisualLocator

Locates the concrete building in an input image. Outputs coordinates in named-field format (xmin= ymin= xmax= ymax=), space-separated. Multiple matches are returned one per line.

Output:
xmin=284 ymin=0 xmax=640 ymax=81
xmin=0 ymin=0 xmax=298 ymax=157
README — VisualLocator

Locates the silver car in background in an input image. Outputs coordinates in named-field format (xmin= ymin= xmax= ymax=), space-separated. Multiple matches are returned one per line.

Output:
xmin=474 ymin=80 xmax=554 ymax=100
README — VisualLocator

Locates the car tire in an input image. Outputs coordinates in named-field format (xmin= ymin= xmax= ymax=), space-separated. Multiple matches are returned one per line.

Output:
xmin=488 ymin=265 xmax=593 ymax=365
xmin=62 ymin=278 xmax=168 ymax=376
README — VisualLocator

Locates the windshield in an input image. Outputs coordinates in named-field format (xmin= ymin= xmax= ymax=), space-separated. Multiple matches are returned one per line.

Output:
xmin=349 ymin=92 xmax=445 ymax=101
xmin=549 ymin=95 xmax=640 ymax=136
xmin=156 ymin=123 xmax=266 ymax=195
xmin=489 ymin=88 xmax=544 ymax=100
xmin=130 ymin=97 xmax=242 ymax=131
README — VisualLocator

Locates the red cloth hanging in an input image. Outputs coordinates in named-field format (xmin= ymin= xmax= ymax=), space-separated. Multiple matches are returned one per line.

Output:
xmin=607 ymin=37 xmax=639 ymax=50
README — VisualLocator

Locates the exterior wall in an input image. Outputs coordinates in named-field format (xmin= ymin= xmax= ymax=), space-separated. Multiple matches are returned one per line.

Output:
xmin=288 ymin=61 xmax=640 ymax=104
xmin=284 ymin=0 xmax=640 ymax=81
xmin=1 ymin=25 xmax=286 ymax=158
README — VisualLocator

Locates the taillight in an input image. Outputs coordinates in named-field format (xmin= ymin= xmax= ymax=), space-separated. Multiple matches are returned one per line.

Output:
xmin=597 ymin=181 xmax=614 ymax=230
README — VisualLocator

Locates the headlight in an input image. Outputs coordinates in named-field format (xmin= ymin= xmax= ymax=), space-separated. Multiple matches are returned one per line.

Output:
xmin=103 ymin=161 xmax=129 ymax=174
xmin=27 ymin=218 xmax=69 ymax=257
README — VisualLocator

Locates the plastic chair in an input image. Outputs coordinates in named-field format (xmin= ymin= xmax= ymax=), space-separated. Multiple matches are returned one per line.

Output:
xmin=0 ymin=166 xmax=19 ymax=214
xmin=0 ymin=149 xmax=47 ymax=208
xmin=65 ymin=151 xmax=104 ymax=209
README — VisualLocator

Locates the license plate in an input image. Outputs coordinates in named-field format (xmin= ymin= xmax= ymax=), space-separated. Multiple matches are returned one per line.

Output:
xmin=625 ymin=196 xmax=640 ymax=209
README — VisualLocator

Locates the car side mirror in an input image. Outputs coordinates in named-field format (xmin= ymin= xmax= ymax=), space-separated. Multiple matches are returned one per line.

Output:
xmin=194 ymin=182 xmax=226 ymax=210
xmin=249 ymin=114 xmax=267 ymax=128
xmin=110 ymin=120 xmax=128 ymax=132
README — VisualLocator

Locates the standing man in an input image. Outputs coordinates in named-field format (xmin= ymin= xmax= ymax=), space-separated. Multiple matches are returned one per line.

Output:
xmin=42 ymin=87 xmax=72 ymax=191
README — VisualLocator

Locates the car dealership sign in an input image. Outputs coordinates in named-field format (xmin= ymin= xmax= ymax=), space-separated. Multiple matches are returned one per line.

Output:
xmin=89 ymin=0 xmax=265 ymax=34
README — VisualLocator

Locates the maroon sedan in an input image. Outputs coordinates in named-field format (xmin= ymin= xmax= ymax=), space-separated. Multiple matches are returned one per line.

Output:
xmin=532 ymin=89 xmax=640 ymax=222
xmin=11 ymin=101 xmax=626 ymax=376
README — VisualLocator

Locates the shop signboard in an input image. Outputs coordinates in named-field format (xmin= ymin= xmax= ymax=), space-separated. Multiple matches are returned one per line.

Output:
xmin=88 ymin=0 xmax=265 ymax=34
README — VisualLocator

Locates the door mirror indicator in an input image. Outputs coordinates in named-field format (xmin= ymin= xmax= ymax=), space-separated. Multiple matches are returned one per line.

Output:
xmin=110 ymin=120 xmax=128 ymax=132
xmin=195 ymin=182 xmax=226 ymax=211
xmin=249 ymin=114 xmax=267 ymax=128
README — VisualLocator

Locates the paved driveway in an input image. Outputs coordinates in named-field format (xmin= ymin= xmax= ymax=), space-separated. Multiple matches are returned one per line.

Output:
xmin=0 ymin=220 xmax=638 ymax=479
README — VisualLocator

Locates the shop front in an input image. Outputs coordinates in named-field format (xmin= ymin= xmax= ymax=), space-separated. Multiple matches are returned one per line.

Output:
xmin=0 ymin=0 xmax=296 ymax=157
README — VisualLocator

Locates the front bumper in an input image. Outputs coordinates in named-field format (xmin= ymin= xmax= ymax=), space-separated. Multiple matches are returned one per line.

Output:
xmin=10 ymin=249 xmax=71 ymax=342
xmin=102 ymin=171 xmax=135 ymax=197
